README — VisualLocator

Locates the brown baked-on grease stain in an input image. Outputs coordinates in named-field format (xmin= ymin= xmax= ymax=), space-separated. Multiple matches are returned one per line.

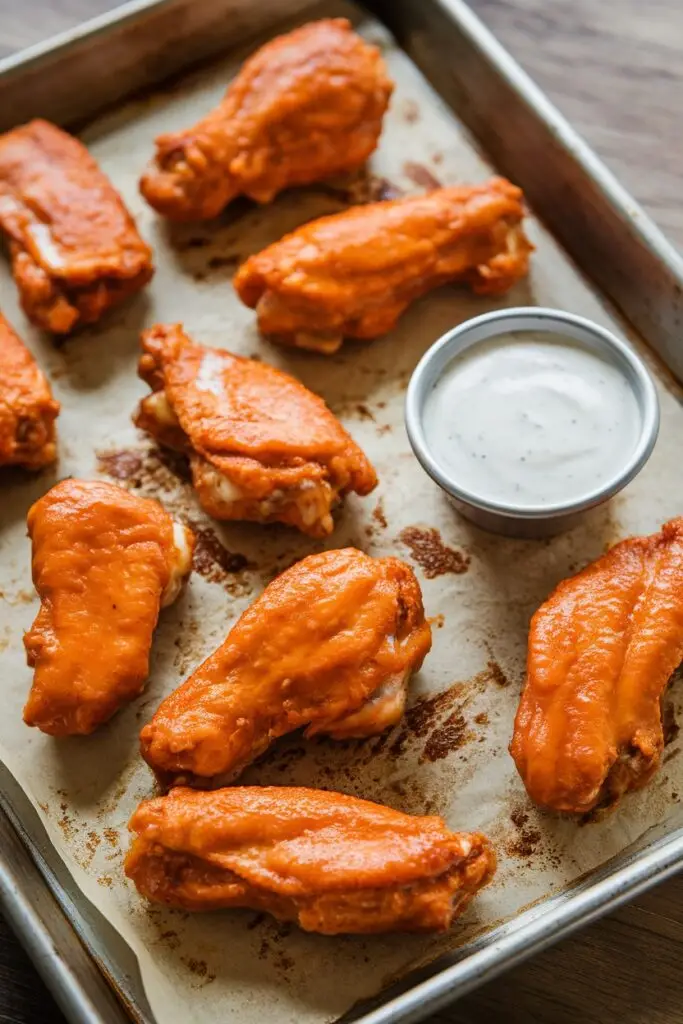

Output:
xmin=102 ymin=827 xmax=119 ymax=849
xmin=207 ymin=254 xmax=241 ymax=271
xmin=181 ymin=956 xmax=216 ymax=985
xmin=257 ymin=920 xmax=295 ymax=974
xmin=506 ymin=805 xmax=542 ymax=859
xmin=400 ymin=98 xmax=420 ymax=123
xmin=247 ymin=740 xmax=310 ymax=779
xmin=389 ymin=682 xmax=468 ymax=757
xmin=97 ymin=446 xmax=192 ymax=490
xmin=398 ymin=526 xmax=470 ymax=578
xmin=510 ymin=807 xmax=528 ymax=829
xmin=355 ymin=402 xmax=375 ymax=422
xmin=422 ymin=711 xmax=473 ymax=762
xmin=57 ymin=803 xmax=79 ymax=842
xmin=184 ymin=958 xmax=207 ymax=977
xmin=85 ymin=831 xmax=101 ymax=855
xmin=403 ymin=162 xmax=442 ymax=191
xmin=97 ymin=449 xmax=143 ymax=482
xmin=187 ymin=520 xmax=251 ymax=582
xmin=384 ymin=661 xmax=505 ymax=763
xmin=79 ymin=830 xmax=102 ymax=869
xmin=372 ymin=499 xmax=388 ymax=529
xmin=158 ymin=929 xmax=181 ymax=951
xmin=314 ymin=170 xmax=404 ymax=205
xmin=146 ymin=446 xmax=193 ymax=486
xmin=0 ymin=588 xmax=33 ymax=605
xmin=486 ymin=659 xmax=510 ymax=687
xmin=173 ymin=236 xmax=211 ymax=252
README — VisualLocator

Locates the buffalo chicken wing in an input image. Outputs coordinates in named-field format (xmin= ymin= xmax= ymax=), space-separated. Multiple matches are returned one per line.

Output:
xmin=134 ymin=323 xmax=377 ymax=536
xmin=140 ymin=548 xmax=431 ymax=785
xmin=0 ymin=313 xmax=59 ymax=468
xmin=23 ymin=480 xmax=194 ymax=735
xmin=0 ymin=120 xmax=153 ymax=333
xmin=234 ymin=179 xmax=532 ymax=353
xmin=140 ymin=19 xmax=392 ymax=220
xmin=511 ymin=518 xmax=683 ymax=815
xmin=125 ymin=786 xmax=495 ymax=934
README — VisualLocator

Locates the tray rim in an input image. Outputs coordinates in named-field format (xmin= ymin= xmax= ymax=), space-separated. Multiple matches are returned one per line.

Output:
xmin=0 ymin=774 xmax=135 ymax=1024
xmin=1 ymin=1 xmax=683 ymax=1022
xmin=0 ymin=0 xmax=166 ymax=76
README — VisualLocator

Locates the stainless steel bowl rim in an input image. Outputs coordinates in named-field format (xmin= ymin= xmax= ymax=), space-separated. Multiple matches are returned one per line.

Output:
xmin=405 ymin=306 xmax=661 ymax=521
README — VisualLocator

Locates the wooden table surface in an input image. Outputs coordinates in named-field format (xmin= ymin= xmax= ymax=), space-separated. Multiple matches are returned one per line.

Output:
xmin=1 ymin=1 xmax=682 ymax=1022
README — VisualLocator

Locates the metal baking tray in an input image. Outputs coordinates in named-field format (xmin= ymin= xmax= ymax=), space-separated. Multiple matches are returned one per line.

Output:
xmin=1 ymin=0 xmax=683 ymax=1022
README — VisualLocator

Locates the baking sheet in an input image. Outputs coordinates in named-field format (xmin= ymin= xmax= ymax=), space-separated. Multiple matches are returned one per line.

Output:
xmin=2 ymin=2 xmax=683 ymax=1021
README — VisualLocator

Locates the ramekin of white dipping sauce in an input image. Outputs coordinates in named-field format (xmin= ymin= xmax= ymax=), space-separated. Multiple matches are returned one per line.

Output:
xmin=405 ymin=308 xmax=660 ymax=538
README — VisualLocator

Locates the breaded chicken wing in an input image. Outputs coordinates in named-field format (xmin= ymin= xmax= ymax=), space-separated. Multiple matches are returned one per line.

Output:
xmin=234 ymin=178 xmax=532 ymax=353
xmin=134 ymin=323 xmax=377 ymax=536
xmin=0 ymin=313 xmax=59 ymax=468
xmin=125 ymin=786 xmax=495 ymax=934
xmin=140 ymin=548 xmax=431 ymax=785
xmin=0 ymin=120 xmax=153 ymax=333
xmin=23 ymin=480 xmax=194 ymax=736
xmin=511 ymin=518 xmax=683 ymax=815
xmin=140 ymin=19 xmax=392 ymax=220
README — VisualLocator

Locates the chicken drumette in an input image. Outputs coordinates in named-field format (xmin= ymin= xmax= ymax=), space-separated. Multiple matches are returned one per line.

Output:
xmin=24 ymin=480 xmax=194 ymax=735
xmin=511 ymin=517 xmax=683 ymax=815
xmin=134 ymin=323 xmax=377 ymax=536
xmin=0 ymin=313 xmax=59 ymax=469
xmin=234 ymin=178 xmax=532 ymax=353
xmin=140 ymin=18 xmax=393 ymax=221
xmin=0 ymin=120 xmax=153 ymax=333
xmin=125 ymin=786 xmax=495 ymax=934
xmin=140 ymin=548 xmax=431 ymax=786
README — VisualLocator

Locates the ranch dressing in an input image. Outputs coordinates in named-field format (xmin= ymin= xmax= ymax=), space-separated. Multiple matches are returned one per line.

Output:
xmin=423 ymin=332 xmax=642 ymax=508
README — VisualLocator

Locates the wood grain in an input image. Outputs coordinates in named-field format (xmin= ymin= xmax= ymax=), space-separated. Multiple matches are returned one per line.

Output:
xmin=471 ymin=0 xmax=683 ymax=249
xmin=0 ymin=1 xmax=682 ymax=1023
xmin=0 ymin=926 xmax=66 ymax=1024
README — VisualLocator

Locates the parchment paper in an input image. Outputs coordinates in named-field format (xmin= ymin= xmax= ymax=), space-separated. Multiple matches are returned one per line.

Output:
xmin=2 ymin=3 xmax=683 ymax=1021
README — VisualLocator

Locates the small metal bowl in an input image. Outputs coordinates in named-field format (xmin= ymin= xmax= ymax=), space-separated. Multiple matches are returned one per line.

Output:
xmin=405 ymin=307 xmax=660 ymax=538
